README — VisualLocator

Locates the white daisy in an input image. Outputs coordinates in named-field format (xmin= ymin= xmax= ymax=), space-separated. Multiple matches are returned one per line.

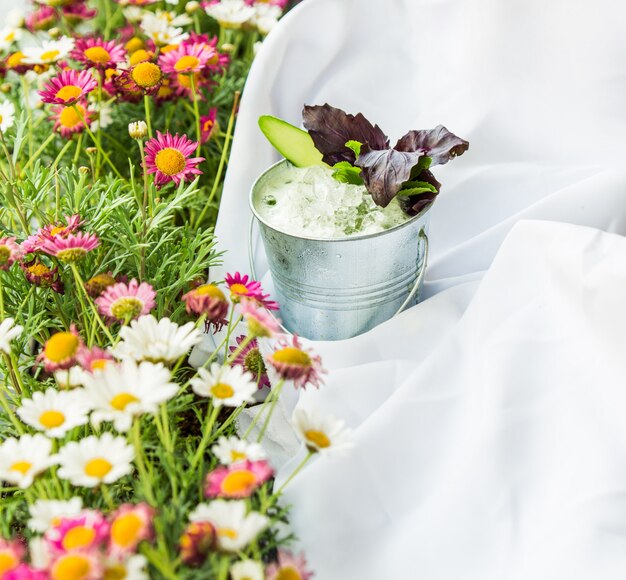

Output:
xmin=104 ymin=554 xmax=149 ymax=580
xmin=211 ymin=436 xmax=267 ymax=466
xmin=28 ymin=497 xmax=83 ymax=533
xmin=6 ymin=8 xmax=26 ymax=28
xmin=81 ymin=360 xmax=177 ymax=432
xmin=292 ymin=408 xmax=355 ymax=455
xmin=0 ymin=317 xmax=22 ymax=354
xmin=205 ymin=0 xmax=255 ymax=29
xmin=152 ymin=8 xmax=192 ymax=28
xmin=0 ymin=434 xmax=55 ymax=488
xmin=53 ymin=366 xmax=85 ymax=389
xmin=56 ymin=432 xmax=135 ymax=487
xmin=140 ymin=12 xmax=189 ymax=46
xmin=123 ymin=6 xmax=144 ymax=23
xmin=0 ymin=27 xmax=22 ymax=52
xmin=113 ymin=315 xmax=202 ymax=364
xmin=189 ymin=500 xmax=269 ymax=553
xmin=29 ymin=536 xmax=51 ymax=570
xmin=22 ymin=37 xmax=75 ymax=66
xmin=190 ymin=363 xmax=257 ymax=408
xmin=17 ymin=388 xmax=90 ymax=438
xmin=251 ymin=4 xmax=281 ymax=35
xmin=230 ymin=560 xmax=264 ymax=580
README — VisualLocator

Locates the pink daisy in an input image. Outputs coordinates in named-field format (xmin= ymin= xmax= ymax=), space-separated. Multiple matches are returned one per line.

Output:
xmin=239 ymin=299 xmax=282 ymax=338
xmin=267 ymin=335 xmax=326 ymax=389
xmin=40 ymin=231 xmax=99 ymax=263
xmin=229 ymin=335 xmax=270 ymax=388
xmin=4 ymin=565 xmax=47 ymax=580
xmin=38 ymin=327 xmax=83 ymax=372
xmin=25 ymin=6 xmax=56 ymax=33
xmin=0 ymin=237 xmax=23 ymax=270
xmin=71 ymin=37 xmax=126 ymax=69
xmin=158 ymin=42 xmax=216 ymax=75
xmin=144 ymin=131 xmax=204 ymax=187
xmin=39 ymin=69 xmax=97 ymax=106
xmin=185 ymin=33 xmax=230 ymax=74
xmin=266 ymin=550 xmax=314 ymax=580
xmin=182 ymin=283 xmax=229 ymax=330
xmin=205 ymin=460 xmax=273 ymax=499
xmin=48 ymin=551 xmax=103 ymax=580
xmin=108 ymin=503 xmax=155 ymax=555
xmin=50 ymin=101 xmax=94 ymax=139
xmin=45 ymin=510 xmax=109 ymax=553
xmin=179 ymin=521 xmax=216 ymax=566
xmin=118 ymin=61 xmax=163 ymax=95
xmin=22 ymin=214 xmax=83 ymax=254
xmin=225 ymin=272 xmax=279 ymax=310
xmin=76 ymin=345 xmax=114 ymax=373
xmin=95 ymin=278 xmax=156 ymax=323
xmin=20 ymin=258 xmax=64 ymax=293
xmin=200 ymin=108 xmax=218 ymax=144
xmin=84 ymin=272 xmax=119 ymax=298
xmin=0 ymin=538 xmax=25 ymax=578
xmin=62 ymin=0 xmax=97 ymax=23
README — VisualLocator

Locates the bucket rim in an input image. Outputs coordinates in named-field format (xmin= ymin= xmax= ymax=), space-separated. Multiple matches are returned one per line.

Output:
xmin=249 ymin=158 xmax=433 ymax=243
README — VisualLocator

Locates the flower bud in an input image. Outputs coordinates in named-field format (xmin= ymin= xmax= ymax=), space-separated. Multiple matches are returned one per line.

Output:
xmin=78 ymin=166 xmax=90 ymax=175
xmin=128 ymin=121 xmax=148 ymax=140
xmin=220 ymin=43 xmax=236 ymax=53
xmin=0 ymin=84 xmax=11 ymax=94
xmin=86 ymin=147 xmax=97 ymax=155
xmin=185 ymin=1 xmax=200 ymax=13
xmin=48 ymin=27 xmax=61 ymax=39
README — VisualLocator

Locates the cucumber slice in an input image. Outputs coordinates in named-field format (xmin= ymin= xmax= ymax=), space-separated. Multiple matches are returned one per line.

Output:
xmin=259 ymin=115 xmax=326 ymax=167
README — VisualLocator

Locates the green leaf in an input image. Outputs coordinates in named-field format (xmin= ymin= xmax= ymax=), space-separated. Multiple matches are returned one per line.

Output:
xmin=331 ymin=161 xmax=364 ymax=185
xmin=396 ymin=180 xmax=438 ymax=197
xmin=345 ymin=140 xmax=362 ymax=157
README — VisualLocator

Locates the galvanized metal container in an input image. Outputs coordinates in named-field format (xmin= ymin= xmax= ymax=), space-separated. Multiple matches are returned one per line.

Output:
xmin=249 ymin=159 xmax=430 ymax=341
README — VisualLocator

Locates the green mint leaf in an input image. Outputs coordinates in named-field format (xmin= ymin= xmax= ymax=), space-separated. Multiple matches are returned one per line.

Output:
xmin=345 ymin=140 xmax=362 ymax=157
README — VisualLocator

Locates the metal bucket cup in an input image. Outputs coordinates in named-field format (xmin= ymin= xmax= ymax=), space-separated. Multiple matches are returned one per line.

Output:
xmin=249 ymin=159 xmax=431 ymax=341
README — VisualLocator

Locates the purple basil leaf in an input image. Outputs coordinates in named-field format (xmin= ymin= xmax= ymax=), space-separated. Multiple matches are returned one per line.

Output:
xmin=398 ymin=169 xmax=442 ymax=216
xmin=302 ymin=104 xmax=389 ymax=165
xmin=354 ymin=145 xmax=422 ymax=207
xmin=395 ymin=125 xmax=469 ymax=166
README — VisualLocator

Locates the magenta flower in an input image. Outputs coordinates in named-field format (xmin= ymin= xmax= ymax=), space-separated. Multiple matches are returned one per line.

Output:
xmin=76 ymin=345 xmax=114 ymax=373
xmin=95 ymin=279 xmax=156 ymax=323
xmin=20 ymin=258 xmax=64 ymax=293
xmin=0 ymin=538 xmax=25 ymax=578
xmin=37 ymin=327 xmax=83 ymax=372
xmin=200 ymin=108 xmax=218 ymax=144
xmin=229 ymin=335 xmax=270 ymax=389
xmin=239 ymin=299 xmax=282 ymax=338
xmin=71 ymin=37 xmax=126 ymax=69
xmin=0 ymin=238 xmax=23 ymax=271
xmin=45 ymin=510 xmax=110 ymax=553
xmin=62 ymin=0 xmax=97 ymax=23
xmin=144 ymin=131 xmax=204 ymax=187
xmin=39 ymin=69 xmax=98 ymax=105
xmin=50 ymin=101 xmax=94 ymax=139
xmin=159 ymin=42 xmax=217 ymax=75
xmin=4 ymin=564 xmax=47 ymax=580
xmin=205 ymin=460 xmax=273 ymax=499
xmin=225 ymin=272 xmax=279 ymax=310
xmin=179 ymin=521 xmax=216 ymax=566
xmin=182 ymin=283 xmax=229 ymax=330
xmin=40 ymin=231 xmax=99 ymax=263
xmin=108 ymin=503 xmax=155 ymax=555
xmin=267 ymin=335 xmax=326 ymax=389
xmin=266 ymin=550 xmax=314 ymax=580
xmin=22 ymin=214 xmax=84 ymax=254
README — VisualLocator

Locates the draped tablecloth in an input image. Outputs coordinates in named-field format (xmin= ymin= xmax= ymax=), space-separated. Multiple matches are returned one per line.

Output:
xmin=207 ymin=0 xmax=626 ymax=577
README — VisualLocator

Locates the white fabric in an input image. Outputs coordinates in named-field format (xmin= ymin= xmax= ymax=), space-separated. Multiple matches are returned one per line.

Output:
xmin=212 ymin=0 xmax=626 ymax=577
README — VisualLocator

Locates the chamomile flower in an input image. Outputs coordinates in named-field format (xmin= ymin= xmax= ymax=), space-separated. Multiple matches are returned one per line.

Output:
xmin=113 ymin=315 xmax=202 ymax=364
xmin=22 ymin=37 xmax=75 ymax=65
xmin=56 ymin=433 xmax=135 ymax=487
xmin=140 ymin=13 xmax=189 ymax=46
xmin=0 ymin=434 xmax=55 ymax=488
xmin=205 ymin=0 xmax=255 ymax=29
xmin=292 ymin=408 xmax=354 ymax=455
xmin=231 ymin=560 xmax=264 ymax=580
xmin=53 ymin=366 xmax=86 ymax=389
xmin=144 ymin=131 xmax=204 ymax=186
xmin=103 ymin=554 xmax=149 ymax=580
xmin=0 ymin=27 xmax=21 ymax=52
xmin=0 ymin=318 xmax=22 ymax=354
xmin=28 ymin=498 xmax=83 ymax=533
xmin=190 ymin=363 xmax=257 ymax=408
xmin=17 ymin=388 xmax=89 ymax=438
xmin=81 ymin=359 xmax=177 ymax=431
xmin=128 ymin=120 xmax=148 ymax=139
xmin=0 ymin=101 xmax=16 ymax=132
xmin=211 ymin=436 xmax=267 ymax=465
xmin=189 ymin=500 xmax=269 ymax=552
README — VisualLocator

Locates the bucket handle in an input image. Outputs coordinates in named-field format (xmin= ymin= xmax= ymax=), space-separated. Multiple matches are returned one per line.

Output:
xmin=248 ymin=216 xmax=429 ymax=330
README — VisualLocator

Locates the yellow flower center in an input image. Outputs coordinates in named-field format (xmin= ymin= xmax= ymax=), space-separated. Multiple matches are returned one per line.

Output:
xmin=55 ymin=85 xmax=83 ymax=102
xmin=104 ymin=564 xmax=128 ymax=580
xmin=9 ymin=460 xmax=32 ymax=475
xmin=0 ymin=552 xmax=18 ymax=575
xmin=160 ymin=43 xmax=178 ymax=53
xmin=41 ymin=49 xmax=60 ymax=62
xmin=91 ymin=359 xmax=109 ymax=371
xmin=62 ymin=525 xmax=96 ymax=550
xmin=39 ymin=410 xmax=66 ymax=429
xmin=49 ymin=225 xmax=67 ymax=236
xmin=211 ymin=383 xmax=235 ymax=399
xmin=84 ymin=457 xmax=113 ymax=478
xmin=129 ymin=49 xmax=152 ymax=66
xmin=27 ymin=262 xmax=51 ymax=276
xmin=174 ymin=55 xmax=201 ymax=72
xmin=59 ymin=104 xmax=86 ymax=129
xmin=231 ymin=450 xmax=247 ymax=462
xmin=276 ymin=567 xmax=303 ymax=580
xmin=56 ymin=248 xmax=88 ymax=263
xmin=52 ymin=554 xmax=92 ymax=580
xmin=6 ymin=52 xmax=24 ymax=68
xmin=110 ymin=392 xmax=139 ymax=411
xmin=304 ymin=429 xmax=331 ymax=449
xmin=176 ymin=72 xmax=200 ymax=89
xmin=111 ymin=512 xmax=143 ymax=548
xmin=195 ymin=284 xmax=225 ymax=300
xmin=229 ymin=283 xmax=249 ymax=296
xmin=84 ymin=46 xmax=111 ymax=64
xmin=131 ymin=62 xmax=162 ymax=88
xmin=203 ymin=118 xmax=215 ymax=132
xmin=272 ymin=347 xmax=311 ymax=367
xmin=0 ymin=115 xmax=3 ymax=125
xmin=4 ymin=32 xmax=15 ymax=42
xmin=217 ymin=527 xmax=238 ymax=540
xmin=45 ymin=332 xmax=79 ymax=363
xmin=0 ymin=246 xmax=11 ymax=265
xmin=154 ymin=147 xmax=186 ymax=175
xmin=110 ymin=297 xmax=143 ymax=321
xmin=125 ymin=36 xmax=144 ymax=53
xmin=221 ymin=470 xmax=258 ymax=495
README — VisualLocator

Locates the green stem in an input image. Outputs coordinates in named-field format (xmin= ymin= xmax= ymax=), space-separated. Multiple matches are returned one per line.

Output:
xmin=21 ymin=133 xmax=55 ymax=173
xmin=132 ymin=419 xmax=157 ymax=505
xmin=190 ymin=404 xmax=220 ymax=470
xmin=100 ymin=484 xmax=115 ymax=511
xmin=0 ymin=387 xmax=23 ymax=433
xmin=51 ymin=139 xmax=74 ymax=171
xmin=190 ymin=74 xmax=202 ymax=154
xmin=144 ymin=95 xmax=153 ymax=139
xmin=243 ymin=379 xmax=283 ymax=440
xmin=72 ymin=132 xmax=84 ymax=166
xmin=274 ymin=450 xmax=314 ymax=496
xmin=256 ymin=379 xmax=284 ymax=443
